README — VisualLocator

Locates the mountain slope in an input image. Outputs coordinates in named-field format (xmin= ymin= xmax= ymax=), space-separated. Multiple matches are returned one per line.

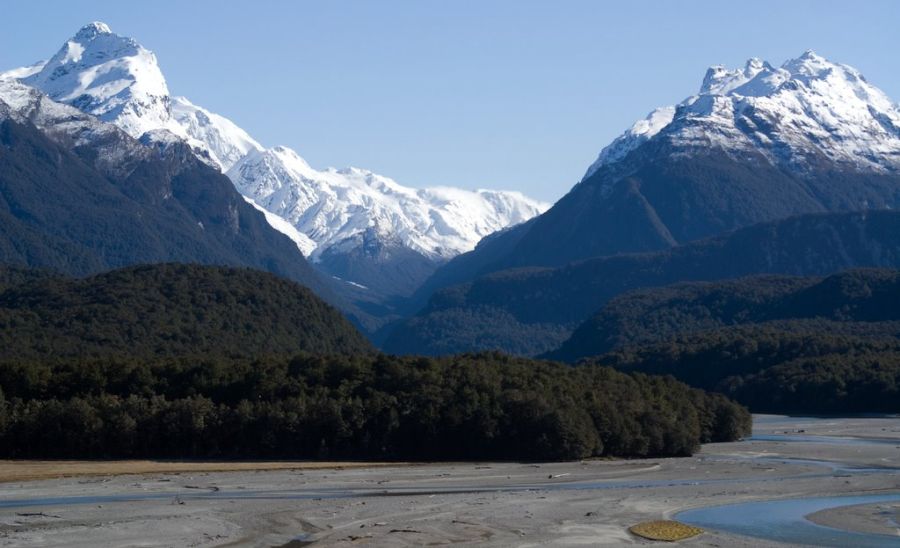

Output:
xmin=384 ymin=210 xmax=900 ymax=356
xmin=416 ymin=51 xmax=900 ymax=294
xmin=0 ymin=263 xmax=373 ymax=360
xmin=548 ymin=269 xmax=900 ymax=362
xmin=0 ymin=78 xmax=331 ymax=300
xmin=5 ymin=22 xmax=548 ymax=300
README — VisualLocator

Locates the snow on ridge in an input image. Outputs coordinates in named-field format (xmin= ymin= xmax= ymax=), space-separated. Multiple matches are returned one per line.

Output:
xmin=3 ymin=22 xmax=550 ymax=264
xmin=228 ymin=147 xmax=550 ymax=261
xmin=171 ymin=96 xmax=262 ymax=170
xmin=0 ymin=61 xmax=47 ymax=81
xmin=0 ymin=78 xmax=147 ymax=176
xmin=583 ymin=50 xmax=900 ymax=179
xmin=243 ymin=196 xmax=317 ymax=256
xmin=583 ymin=106 xmax=675 ymax=180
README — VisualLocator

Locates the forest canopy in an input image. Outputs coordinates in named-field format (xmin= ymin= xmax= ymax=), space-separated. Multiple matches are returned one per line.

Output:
xmin=0 ymin=353 xmax=750 ymax=461
xmin=0 ymin=263 xmax=751 ymax=461
xmin=596 ymin=328 xmax=900 ymax=414
xmin=0 ymin=263 xmax=373 ymax=359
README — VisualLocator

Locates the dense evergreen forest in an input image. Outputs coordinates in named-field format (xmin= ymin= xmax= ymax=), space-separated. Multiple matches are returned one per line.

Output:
xmin=0 ymin=263 xmax=751 ymax=461
xmin=550 ymin=269 xmax=900 ymax=362
xmin=0 ymin=353 xmax=749 ymax=461
xmin=723 ymin=349 xmax=900 ymax=414
xmin=596 ymin=328 xmax=900 ymax=414
xmin=562 ymin=270 xmax=900 ymax=414
xmin=0 ymin=263 xmax=373 ymax=359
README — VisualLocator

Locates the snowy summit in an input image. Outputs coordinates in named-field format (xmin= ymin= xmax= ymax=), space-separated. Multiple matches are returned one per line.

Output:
xmin=585 ymin=50 xmax=900 ymax=180
xmin=13 ymin=22 xmax=261 ymax=170
xmin=1 ymin=22 xmax=548 ymax=292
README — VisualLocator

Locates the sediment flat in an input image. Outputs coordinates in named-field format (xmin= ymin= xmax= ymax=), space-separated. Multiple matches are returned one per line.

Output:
xmin=808 ymin=501 xmax=900 ymax=537
xmin=0 ymin=460 xmax=408 ymax=484
xmin=0 ymin=415 xmax=898 ymax=547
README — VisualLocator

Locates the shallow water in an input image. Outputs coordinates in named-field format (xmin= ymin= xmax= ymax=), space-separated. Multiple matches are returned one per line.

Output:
xmin=750 ymin=434 xmax=900 ymax=446
xmin=0 ymin=459 xmax=868 ymax=511
xmin=677 ymin=493 xmax=900 ymax=547
xmin=677 ymin=415 xmax=900 ymax=546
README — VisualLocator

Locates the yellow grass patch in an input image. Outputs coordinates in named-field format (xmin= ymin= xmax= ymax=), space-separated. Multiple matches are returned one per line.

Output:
xmin=0 ymin=460 xmax=408 ymax=483
xmin=628 ymin=520 xmax=703 ymax=541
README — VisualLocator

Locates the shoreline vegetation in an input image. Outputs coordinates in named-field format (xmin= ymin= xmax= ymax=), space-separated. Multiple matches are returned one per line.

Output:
xmin=0 ymin=353 xmax=750 ymax=462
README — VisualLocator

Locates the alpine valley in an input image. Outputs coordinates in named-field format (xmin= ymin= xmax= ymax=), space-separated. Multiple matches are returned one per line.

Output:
xmin=3 ymin=22 xmax=900 ymax=357
xmin=6 ymin=12 xmax=900 ymax=548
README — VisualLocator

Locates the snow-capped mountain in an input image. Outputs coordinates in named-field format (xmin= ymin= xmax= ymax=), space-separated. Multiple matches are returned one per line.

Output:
xmin=0 ymin=77 xmax=147 ymax=176
xmin=0 ymin=76 xmax=331 ymax=302
xmin=8 ymin=22 xmax=261 ymax=171
xmin=16 ymin=22 xmax=162 ymax=134
xmin=228 ymin=146 xmax=547 ymax=262
xmin=4 ymin=22 xmax=547 ymax=297
xmin=416 ymin=50 xmax=900 ymax=289
xmin=388 ymin=51 xmax=900 ymax=356
xmin=585 ymin=50 xmax=900 ymax=181
xmin=21 ymin=22 xmax=173 ymax=138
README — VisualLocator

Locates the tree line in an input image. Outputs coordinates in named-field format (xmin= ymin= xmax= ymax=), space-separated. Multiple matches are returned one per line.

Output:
xmin=0 ymin=353 xmax=750 ymax=461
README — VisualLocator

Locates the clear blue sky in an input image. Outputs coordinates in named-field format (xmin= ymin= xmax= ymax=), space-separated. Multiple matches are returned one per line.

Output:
xmin=2 ymin=1 xmax=898 ymax=201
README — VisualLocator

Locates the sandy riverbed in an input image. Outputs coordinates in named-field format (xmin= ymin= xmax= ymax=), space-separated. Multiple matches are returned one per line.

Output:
xmin=0 ymin=460 xmax=407 ymax=484
xmin=0 ymin=414 xmax=898 ymax=547
xmin=808 ymin=501 xmax=900 ymax=537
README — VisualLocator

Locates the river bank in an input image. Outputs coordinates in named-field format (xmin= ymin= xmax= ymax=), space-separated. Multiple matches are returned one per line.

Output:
xmin=0 ymin=414 xmax=898 ymax=546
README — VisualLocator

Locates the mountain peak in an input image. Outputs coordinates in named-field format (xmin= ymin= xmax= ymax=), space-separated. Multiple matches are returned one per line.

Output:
xmin=745 ymin=57 xmax=765 ymax=70
xmin=780 ymin=49 xmax=849 ymax=83
xmin=799 ymin=49 xmax=823 ymax=61
xmin=585 ymin=51 xmax=900 ymax=179
xmin=21 ymin=23 xmax=170 ymax=139
xmin=699 ymin=56 xmax=774 ymax=96
xmin=4 ymin=24 xmax=263 ymax=171
xmin=74 ymin=21 xmax=113 ymax=41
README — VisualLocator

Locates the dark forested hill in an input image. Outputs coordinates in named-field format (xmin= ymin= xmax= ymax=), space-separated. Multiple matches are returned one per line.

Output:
xmin=0 ymin=263 xmax=373 ymax=359
xmin=384 ymin=211 xmax=900 ymax=356
xmin=548 ymin=269 xmax=900 ymax=361
xmin=552 ymin=269 xmax=900 ymax=414
xmin=595 ymin=328 xmax=900 ymax=414
xmin=0 ymin=264 xmax=756 ymax=460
